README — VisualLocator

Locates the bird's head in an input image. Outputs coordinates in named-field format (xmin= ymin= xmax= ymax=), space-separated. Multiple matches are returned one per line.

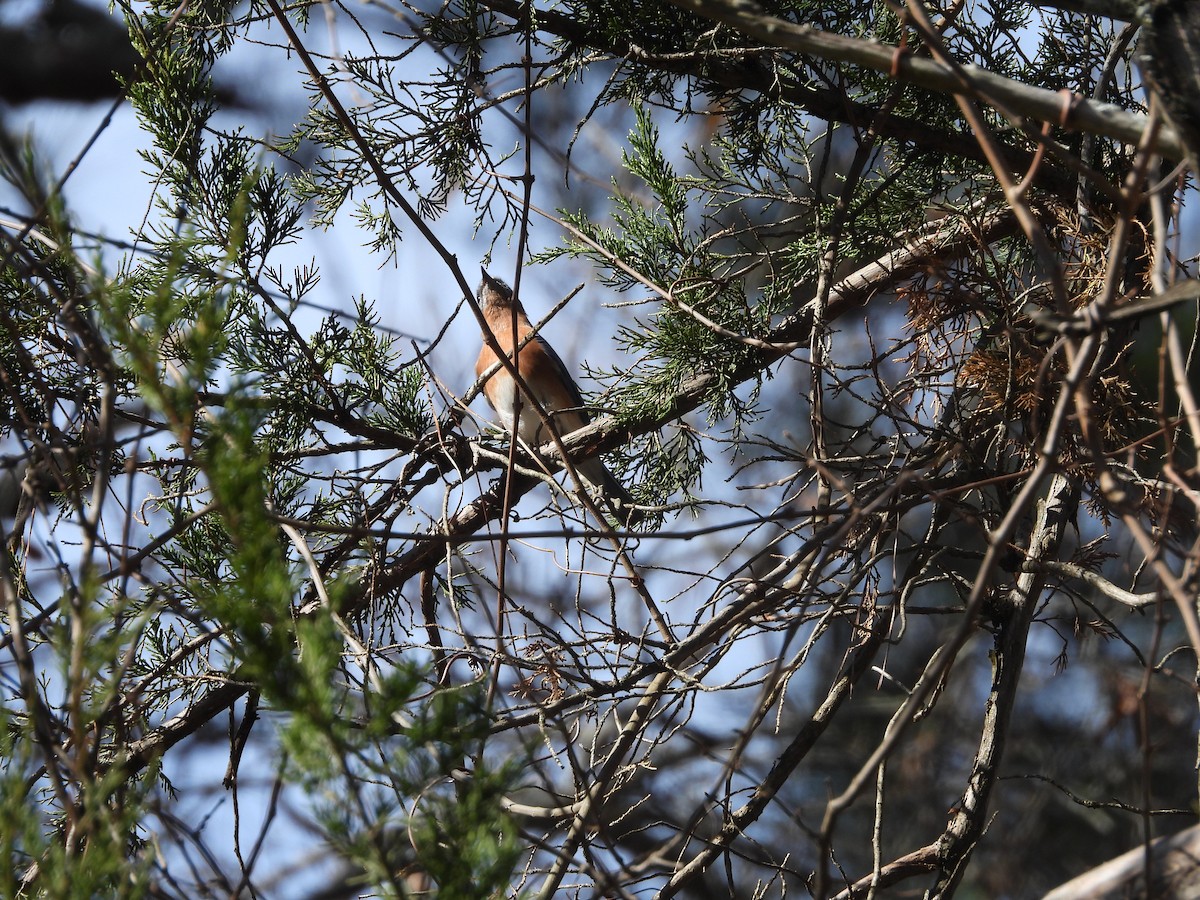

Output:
xmin=478 ymin=268 xmax=517 ymax=310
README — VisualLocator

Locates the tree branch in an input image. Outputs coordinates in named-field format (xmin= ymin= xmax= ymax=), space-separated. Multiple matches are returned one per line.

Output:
xmin=663 ymin=0 xmax=1183 ymax=160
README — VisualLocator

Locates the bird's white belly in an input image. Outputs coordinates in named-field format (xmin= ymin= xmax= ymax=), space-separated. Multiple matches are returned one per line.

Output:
xmin=490 ymin=371 xmax=545 ymax=445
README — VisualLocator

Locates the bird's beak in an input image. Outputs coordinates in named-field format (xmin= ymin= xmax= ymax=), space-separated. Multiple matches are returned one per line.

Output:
xmin=481 ymin=268 xmax=505 ymax=294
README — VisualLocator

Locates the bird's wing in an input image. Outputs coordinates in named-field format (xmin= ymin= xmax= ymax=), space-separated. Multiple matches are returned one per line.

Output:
xmin=530 ymin=332 xmax=591 ymax=423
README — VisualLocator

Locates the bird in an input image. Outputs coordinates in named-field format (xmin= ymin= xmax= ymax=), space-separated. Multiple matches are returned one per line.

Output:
xmin=474 ymin=269 xmax=641 ymax=526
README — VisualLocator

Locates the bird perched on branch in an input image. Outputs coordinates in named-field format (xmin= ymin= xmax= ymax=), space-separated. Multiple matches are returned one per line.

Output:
xmin=474 ymin=269 xmax=640 ymax=526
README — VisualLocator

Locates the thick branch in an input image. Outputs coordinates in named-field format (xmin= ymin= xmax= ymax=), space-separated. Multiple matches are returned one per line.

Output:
xmin=930 ymin=473 xmax=1077 ymax=895
xmin=479 ymin=0 xmax=1073 ymax=191
xmin=664 ymin=0 xmax=1183 ymax=160
xmin=1036 ymin=0 xmax=1137 ymax=20
xmin=1044 ymin=823 xmax=1200 ymax=899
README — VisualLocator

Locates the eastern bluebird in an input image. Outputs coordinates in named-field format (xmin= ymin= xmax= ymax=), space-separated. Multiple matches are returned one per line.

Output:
xmin=474 ymin=269 xmax=640 ymax=526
